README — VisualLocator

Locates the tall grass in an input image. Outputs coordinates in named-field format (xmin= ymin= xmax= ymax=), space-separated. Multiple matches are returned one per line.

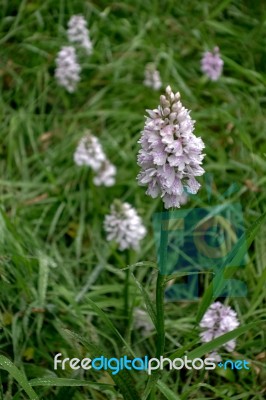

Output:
xmin=0 ymin=0 xmax=266 ymax=399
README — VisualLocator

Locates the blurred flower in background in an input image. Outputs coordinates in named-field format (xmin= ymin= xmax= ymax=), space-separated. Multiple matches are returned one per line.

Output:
xmin=137 ymin=86 xmax=205 ymax=209
xmin=74 ymin=132 xmax=116 ymax=186
xmin=200 ymin=301 xmax=240 ymax=357
xmin=201 ymin=47 xmax=223 ymax=81
xmin=104 ymin=201 xmax=146 ymax=251
xmin=93 ymin=160 xmax=116 ymax=187
xmin=74 ymin=133 xmax=105 ymax=170
xmin=55 ymin=46 xmax=81 ymax=92
xmin=134 ymin=308 xmax=154 ymax=335
xmin=144 ymin=63 xmax=162 ymax=90
xmin=67 ymin=15 xmax=93 ymax=55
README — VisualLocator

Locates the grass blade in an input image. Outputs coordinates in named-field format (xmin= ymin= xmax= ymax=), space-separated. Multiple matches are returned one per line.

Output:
xmin=196 ymin=212 xmax=266 ymax=323
xmin=187 ymin=321 xmax=263 ymax=359
xmin=64 ymin=329 xmax=141 ymax=400
xmin=0 ymin=355 xmax=38 ymax=400
xmin=157 ymin=380 xmax=181 ymax=400
xmin=30 ymin=377 xmax=114 ymax=388
xmin=131 ymin=272 xmax=157 ymax=329
xmin=86 ymin=297 xmax=136 ymax=357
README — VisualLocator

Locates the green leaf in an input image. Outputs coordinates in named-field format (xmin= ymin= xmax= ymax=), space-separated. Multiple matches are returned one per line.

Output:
xmin=169 ymin=339 xmax=199 ymax=361
xmin=64 ymin=329 xmax=141 ymax=400
xmin=144 ymin=340 xmax=198 ymax=400
xmin=37 ymin=253 xmax=49 ymax=307
xmin=247 ymin=267 xmax=266 ymax=317
xmin=214 ymin=365 xmax=235 ymax=382
xmin=187 ymin=321 xmax=262 ymax=359
xmin=196 ymin=212 xmax=266 ymax=323
xmin=165 ymin=271 xmax=213 ymax=283
xmin=29 ymin=377 xmax=114 ymax=388
xmin=131 ymin=272 xmax=157 ymax=329
xmin=206 ymin=20 xmax=238 ymax=36
xmin=208 ymin=0 xmax=233 ymax=19
xmin=223 ymin=55 xmax=265 ymax=84
xmin=180 ymin=382 xmax=231 ymax=400
xmin=36 ymin=252 xmax=50 ymax=336
xmin=0 ymin=355 xmax=38 ymax=400
xmin=122 ymin=261 xmax=158 ymax=270
xmin=85 ymin=297 xmax=135 ymax=357
xmin=157 ymin=380 xmax=181 ymax=400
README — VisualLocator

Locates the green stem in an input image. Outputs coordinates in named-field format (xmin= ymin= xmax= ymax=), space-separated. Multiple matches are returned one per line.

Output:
xmin=155 ymin=210 xmax=169 ymax=357
xmin=145 ymin=272 xmax=167 ymax=400
xmin=124 ymin=250 xmax=132 ymax=322
xmin=144 ymin=209 xmax=170 ymax=399
xmin=156 ymin=272 xmax=166 ymax=357
xmin=124 ymin=266 xmax=130 ymax=318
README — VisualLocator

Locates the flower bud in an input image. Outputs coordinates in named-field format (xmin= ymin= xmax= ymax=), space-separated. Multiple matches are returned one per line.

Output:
xmin=169 ymin=112 xmax=177 ymax=121
xmin=174 ymin=92 xmax=180 ymax=100
xmin=166 ymin=85 xmax=172 ymax=95
xmin=163 ymin=108 xmax=171 ymax=116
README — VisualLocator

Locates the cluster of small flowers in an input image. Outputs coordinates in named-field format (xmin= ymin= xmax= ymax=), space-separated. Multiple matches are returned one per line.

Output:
xmin=74 ymin=132 xmax=116 ymax=187
xmin=55 ymin=15 xmax=92 ymax=92
xmin=144 ymin=64 xmax=162 ymax=90
xmin=137 ymin=85 xmax=205 ymax=209
xmin=67 ymin=15 xmax=93 ymax=55
xmin=104 ymin=201 xmax=147 ymax=251
xmin=143 ymin=47 xmax=223 ymax=87
xmin=55 ymin=13 xmax=223 ymax=91
xmin=55 ymin=46 xmax=81 ymax=93
xmin=201 ymin=47 xmax=223 ymax=81
xmin=200 ymin=301 xmax=240 ymax=359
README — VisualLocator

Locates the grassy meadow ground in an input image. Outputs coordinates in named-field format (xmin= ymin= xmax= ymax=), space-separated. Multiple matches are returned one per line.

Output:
xmin=0 ymin=0 xmax=266 ymax=399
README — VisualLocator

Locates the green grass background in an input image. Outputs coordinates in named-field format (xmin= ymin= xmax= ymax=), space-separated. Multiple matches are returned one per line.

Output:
xmin=0 ymin=0 xmax=266 ymax=398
